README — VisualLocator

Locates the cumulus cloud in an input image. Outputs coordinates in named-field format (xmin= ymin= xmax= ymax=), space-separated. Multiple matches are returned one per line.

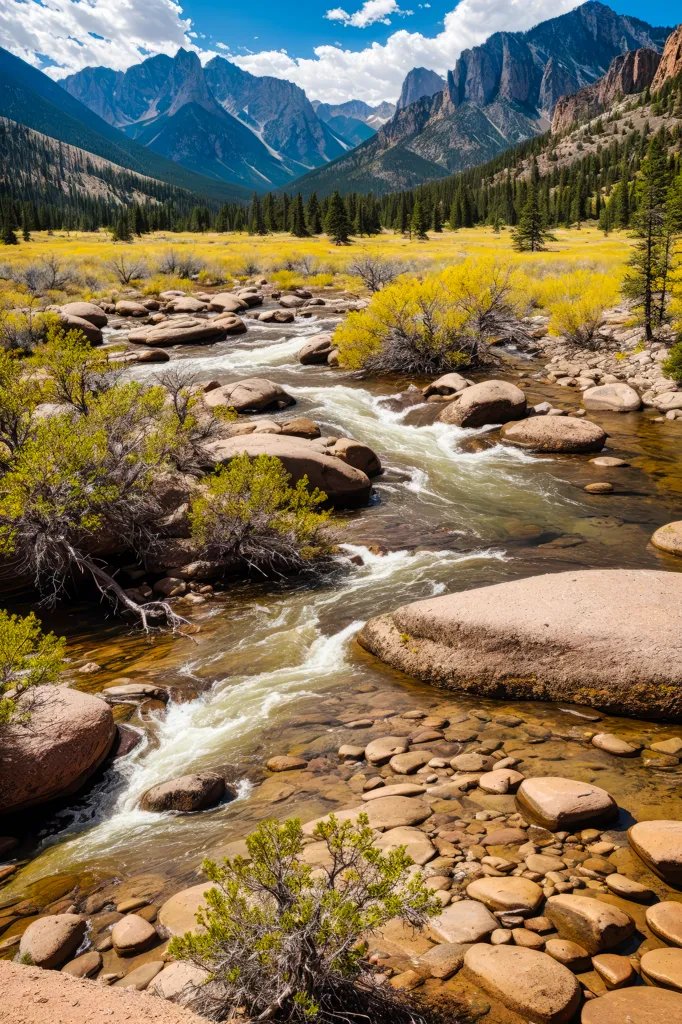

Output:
xmin=234 ymin=0 xmax=582 ymax=102
xmin=325 ymin=0 xmax=413 ymax=29
xmin=0 ymin=0 xmax=581 ymax=99
xmin=0 ymin=0 xmax=194 ymax=77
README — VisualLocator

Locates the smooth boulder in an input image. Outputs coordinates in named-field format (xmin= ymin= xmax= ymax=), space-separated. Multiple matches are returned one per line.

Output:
xmin=628 ymin=820 xmax=682 ymax=885
xmin=140 ymin=772 xmax=227 ymax=813
xmin=207 ymin=293 xmax=247 ymax=313
xmin=463 ymin=944 xmax=581 ymax=1024
xmin=158 ymin=884 xmax=211 ymax=937
xmin=128 ymin=320 xmax=233 ymax=347
xmin=298 ymin=335 xmax=334 ymax=365
xmin=581 ymin=987 xmax=682 ymax=1024
xmin=57 ymin=313 xmax=103 ymax=346
xmin=422 ymin=373 xmax=470 ymax=398
xmin=646 ymin=902 xmax=682 ymax=947
xmin=19 ymin=914 xmax=86 ymax=969
xmin=357 ymin=569 xmax=682 ymax=719
xmin=437 ymin=380 xmax=526 ymax=428
xmin=330 ymin=438 xmax=381 ymax=477
xmin=203 ymin=434 xmax=372 ymax=508
xmin=428 ymin=900 xmax=498 ymax=944
xmin=500 ymin=416 xmax=607 ymax=453
xmin=545 ymin=895 xmax=634 ymax=955
xmin=582 ymin=383 xmax=642 ymax=412
xmin=203 ymin=378 xmax=294 ymax=414
xmin=60 ymin=301 xmax=107 ymax=327
xmin=651 ymin=521 xmax=682 ymax=558
xmin=0 ymin=686 xmax=116 ymax=813
xmin=517 ymin=777 xmax=617 ymax=831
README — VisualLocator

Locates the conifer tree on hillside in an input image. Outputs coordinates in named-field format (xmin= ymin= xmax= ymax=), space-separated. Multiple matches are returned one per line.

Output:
xmin=306 ymin=192 xmax=322 ymax=234
xmin=325 ymin=191 xmax=352 ymax=245
xmin=215 ymin=204 xmax=231 ymax=232
xmin=410 ymin=195 xmax=428 ymax=240
xmin=398 ymin=193 xmax=409 ymax=235
xmin=290 ymin=193 xmax=309 ymax=237
xmin=432 ymin=201 xmax=442 ymax=233
xmin=624 ymin=135 xmax=674 ymax=340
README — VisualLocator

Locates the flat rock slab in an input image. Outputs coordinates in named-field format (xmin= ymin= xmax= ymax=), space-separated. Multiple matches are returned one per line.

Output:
xmin=467 ymin=877 xmax=543 ymax=914
xmin=581 ymin=986 xmax=682 ymax=1024
xmin=517 ymin=777 xmax=617 ymax=831
xmin=641 ymin=946 xmax=682 ymax=991
xmin=628 ymin=820 xmax=682 ymax=886
xmin=500 ymin=416 xmax=606 ymax=453
xmin=463 ymin=944 xmax=581 ymax=1024
xmin=357 ymin=570 xmax=682 ymax=719
xmin=416 ymin=941 xmax=469 ymax=978
xmin=362 ymin=796 xmax=432 ymax=829
xmin=372 ymin=826 xmax=435 ymax=866
xmin=427 ymin=900 xmax=498 ymax=944
xmin=651 ymin=521 xmax=682 ymax=557
xmin=646 ymin=902 xmax=682 ymax=947
xmin=157 ymin=884 xmax=211 ymax=937
xmin=545 ymin=894 xmax=634 ymax=955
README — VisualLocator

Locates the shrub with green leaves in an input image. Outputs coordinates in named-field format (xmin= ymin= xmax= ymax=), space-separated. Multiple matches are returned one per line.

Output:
xmin=190 ymin=453 xmax=331 ymax=573
xmin=168 ymin=814 xmax=444 ymax=1024
xmin=0 ymin=610 xmax=65 ymax=725
xmin=663 ymin=341 xmax=682 ymax=384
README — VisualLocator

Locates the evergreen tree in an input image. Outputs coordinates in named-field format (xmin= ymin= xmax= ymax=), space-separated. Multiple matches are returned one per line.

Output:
xmin=432 ymin=201 xmax=442 ymax=233
xmin=324 ymin=191 xmax=352 ymax=245
xmin=354 ymin=199 xmax=368 ymax=237
xmin=398 ymin=193 xmax=409 ymax=234
xmin=410 ymin=194 xmax=428 ymax=240
xmin=249 ymin=192 xmax=267 ymax=235
xmin=111 ymin=210 xmax=132 ymax=242
xmin=512 ymin=179 xmax=551 ymax=252
xmin=624 ymin=136 xmax=671 ymax=339
xmin=1 ymin=210 xmax=18 ymax=245
xmin=216 ymin=204 xmax=231 ymax=232
xmin=290 ymin=193 xmax=309 ymax=237
xmin=305 ymin=192 xmax=322 ymax=234
xmin=21 ymin=207 xmax=30 ymax=242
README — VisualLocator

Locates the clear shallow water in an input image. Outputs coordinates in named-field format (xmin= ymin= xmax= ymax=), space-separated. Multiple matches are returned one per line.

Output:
xmin=5 ymin=315 xmax=682 ymax=899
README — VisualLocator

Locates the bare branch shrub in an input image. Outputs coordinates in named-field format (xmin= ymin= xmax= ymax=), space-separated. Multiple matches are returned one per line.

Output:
xmin=105 ymin=254 xmax=149 ymax=285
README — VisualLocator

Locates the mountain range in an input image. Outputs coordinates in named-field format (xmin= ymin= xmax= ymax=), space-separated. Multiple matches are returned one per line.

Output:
xmin=61 ymin=49 xmax=364 ymax=191
xmin=292 ymin=1 xmax=672 ymax=197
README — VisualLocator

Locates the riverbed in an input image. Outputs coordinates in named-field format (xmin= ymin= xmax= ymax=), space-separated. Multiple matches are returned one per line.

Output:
xmin=3 ymin=309 xmax=682 ymax=923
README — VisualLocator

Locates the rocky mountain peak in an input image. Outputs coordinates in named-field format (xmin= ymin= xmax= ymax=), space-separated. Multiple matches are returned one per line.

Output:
xmin=396 ymin=67 xmax=445 ymax=111
xmin=651 ymin=23 xmax=682 ymax=91
xmin=162 ymin=49 xmax=218 ymax=118
xmin=552 ymin=47 xmax=662 ymax=133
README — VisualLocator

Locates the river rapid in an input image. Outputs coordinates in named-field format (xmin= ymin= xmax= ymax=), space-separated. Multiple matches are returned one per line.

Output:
xmin=4 ymin=310 xmax=682 ymax=910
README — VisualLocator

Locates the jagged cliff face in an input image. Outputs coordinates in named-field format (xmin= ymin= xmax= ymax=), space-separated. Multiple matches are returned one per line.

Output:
xmin=652 ymin=23 xmax=682 ymax=91
xmin=290 ymin=1 xmax=671 ymax=199
xmin=552 ymin=48 xmax=661 ymax=132
xmin=396 ymin=68 xmax=445 ymax=111
xmin=62 ymin=49 xmax=352 ymax=188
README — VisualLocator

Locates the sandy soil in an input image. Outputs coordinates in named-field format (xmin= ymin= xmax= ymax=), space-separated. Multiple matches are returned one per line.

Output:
xmin=0 ymin=962 xmax=209 ymax=1024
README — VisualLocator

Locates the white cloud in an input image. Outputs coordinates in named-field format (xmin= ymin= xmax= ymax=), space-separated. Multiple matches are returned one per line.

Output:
xmin=325 ymin=0 xmax=413 ymax=29
xmin=235 ymin=0 xmax=581 ymax=103
xmin=0 ymin=0 xmax=194 ymax=77
xmin=0 ymin=0 xmax=581 ymax=100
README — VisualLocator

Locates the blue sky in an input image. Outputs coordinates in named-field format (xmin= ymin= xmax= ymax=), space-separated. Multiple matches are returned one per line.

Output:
xmin=0 ymin=0 xmax=678 ymax=104
xmin=193 ymin=0 xmax=678 ymax=62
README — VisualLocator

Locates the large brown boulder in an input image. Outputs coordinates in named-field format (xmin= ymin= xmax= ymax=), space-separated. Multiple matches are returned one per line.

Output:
xmin=207 ymin=293 xmax=248 ymax=313
xmin=203 ymin=378 xmax=295 ymax=414
xmin=60 ymin=301 xmax=107 ymax=327
xmin=463 ymin=944 xmax=580 ymax=1024
xmin=438 ymin=380 xmax=526 ymax=427
xmin=422 ymin=373 xmax=470 ymax=398
xmin=164 ymin=297 xmax=207 ymax=314
xmin=357 ymin=569 xmax=682 ymax=719
xmin=19 ymin=914 xmax=86 ymax=969
xmin=582 ymin=383 xmax=641 ymax=412
xmin=628 ymin=820 xmax=682 ymax=886
xmin=330 ymin=438 xmax=382 ymax=477
xmin=57 ymin=313 xmax=103 ymax=346
xmin=203 ymin=433 xmax=372 ymax=508
xmin=0 ymin=686 xmax=116 ymax=813
xmin=581 ymin=987 xmax=682 ymax=1024
xmin=651 ymin=521 xmax=682 ymax=557
xmin=298 ymin=335 xmax=334 ymax=365
xmin=500 ymin=416 xmax=606 ymax=452
xmin=115 ymin=300 xmax=148 ymax=317
xmin=128 ymin=319 xmax=231 ymax=347
xmin=140 ymin=772 xmax=228 ymax=813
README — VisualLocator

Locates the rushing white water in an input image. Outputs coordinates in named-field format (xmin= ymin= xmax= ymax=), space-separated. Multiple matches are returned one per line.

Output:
xmin=5 ymin=320 xmax=600 ymax=890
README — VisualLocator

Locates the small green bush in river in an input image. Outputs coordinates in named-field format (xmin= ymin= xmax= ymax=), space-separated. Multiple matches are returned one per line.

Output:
xmin=0 ymin=610 xmax=65 ymax=725
xmin=168 ymin=814 xmax=444 ymax=1023
xmin=190 ymin=453 xmax=331 ymax=573
xmin=663 ymin=341 xmax=682 ymax=384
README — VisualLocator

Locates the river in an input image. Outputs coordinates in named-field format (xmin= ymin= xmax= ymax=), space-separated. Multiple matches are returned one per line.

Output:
xmin=3 ymin=310 xmax=682 ymax=911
